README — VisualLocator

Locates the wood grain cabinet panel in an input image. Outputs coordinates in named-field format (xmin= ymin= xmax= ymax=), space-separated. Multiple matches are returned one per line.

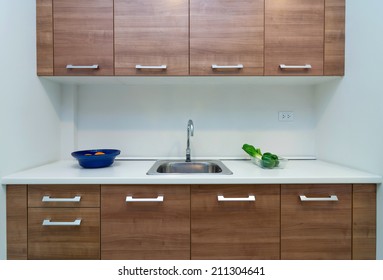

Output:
xmin=352 ymin=184 xmax=376 ymax=259
xmin=36 ymin=0 xmax=53 ymax=76
xmin=191 ymin=185 xmax=280 ymax=259
xmin=190 ymin=0 xmax=264 ymax=75
xmin=28 ymin=208 xmax=100 ymax=259
xmin=53 ymin=0 xmax=114 ymax=76
xmin=265 ymin=0 xmax=325 ymax=75
xmin=6 ymin=186 xmax=28 ymax=260
xmin=325 ymin=0 xmax=345 ymax=75
xmin=114 ymin=0 xmax=189 ymax=75
xmin=101 ymin=185 xmax=190 ymax=259
xmin=28 ymin=185 xmax=100 ymax=208
xmin=281 ymin=184 xmax=352 ymax=259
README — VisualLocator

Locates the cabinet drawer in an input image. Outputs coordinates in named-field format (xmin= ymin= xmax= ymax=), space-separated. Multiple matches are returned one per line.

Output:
xmin=191 ymin=185 xmax=280 ymax=260
xmin=28 ymin=208 xmax=100 ymax=259
xmin=281 ymin=184 xmax=352 ymax=259
xmin=28 ymin=185 xmax=100 ymax=208
xmin=101 ymin=185 xmax=190 ymax=260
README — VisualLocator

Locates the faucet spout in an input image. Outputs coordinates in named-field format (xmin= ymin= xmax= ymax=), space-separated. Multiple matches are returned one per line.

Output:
xmin=186 ymin=119 xmax=194 ymax=162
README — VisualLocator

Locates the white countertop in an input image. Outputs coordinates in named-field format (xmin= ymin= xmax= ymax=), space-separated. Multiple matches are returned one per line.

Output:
xmin=1 ymin=159 xmax=381 ymax=185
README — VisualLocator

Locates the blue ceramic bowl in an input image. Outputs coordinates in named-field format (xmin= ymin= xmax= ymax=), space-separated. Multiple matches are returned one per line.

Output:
xmin=71 ymin=149 xmax=121 ymax=168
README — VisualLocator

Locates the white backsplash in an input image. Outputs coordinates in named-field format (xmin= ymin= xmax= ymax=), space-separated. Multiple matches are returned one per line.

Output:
xmin=62 ymin=83 xmax=317 ymax=158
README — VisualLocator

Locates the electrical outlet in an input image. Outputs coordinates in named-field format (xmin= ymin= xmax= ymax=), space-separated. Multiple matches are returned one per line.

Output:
xmin=278 ymin=111 xmax=294 ymax=122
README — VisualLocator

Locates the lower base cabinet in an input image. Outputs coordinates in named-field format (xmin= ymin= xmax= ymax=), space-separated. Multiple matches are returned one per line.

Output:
xmin=101 ymin=185 xmax=190 ymax=260
xmin=191 ymin=185 xmax=280 ymax=259
xmin=6 ymin=184 xmax=377 ymax=260
xmin=281 ymin=184 xmax=352 ymax=260
xmin=28 ymin=208 xmax=100 ymax=260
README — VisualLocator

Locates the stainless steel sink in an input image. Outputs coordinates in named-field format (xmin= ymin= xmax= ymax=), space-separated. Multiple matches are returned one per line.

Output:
xmin=147 ymin=160 xmax=233 ymax=175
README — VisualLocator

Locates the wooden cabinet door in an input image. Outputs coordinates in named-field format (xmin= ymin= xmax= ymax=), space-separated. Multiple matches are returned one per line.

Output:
xmin=190 ymin=0 xmax=264 ymax=75
xmin=101 ymin=185 xmax=190 ymax=259
xmin=53 ymin=0 xmax=114 ymax=75
xmin=114 ymin=0 xmax=189 ymax=75
xmin=281 ymin=184 xmax=352 ymax=259
xmin=191 ymin=185 xmax=280 ymax=259
xmin=265 ymin=0 xmax=324 ymax=75
xmin=28 ymin=208 xmax=100 ymax=259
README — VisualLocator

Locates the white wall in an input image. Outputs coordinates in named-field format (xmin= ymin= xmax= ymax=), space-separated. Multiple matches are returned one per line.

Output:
xmin=314 ymin=0 xmax=383 ymax=259
xmin=72 ymin=83 xmax=316 ymax=159
xmin=0 ymin=1 xmax=62 ymax=259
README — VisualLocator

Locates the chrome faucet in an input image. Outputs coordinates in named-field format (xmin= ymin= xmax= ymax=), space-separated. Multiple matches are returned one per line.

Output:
xmin=186 ymin=119 xmax=194 ymax=162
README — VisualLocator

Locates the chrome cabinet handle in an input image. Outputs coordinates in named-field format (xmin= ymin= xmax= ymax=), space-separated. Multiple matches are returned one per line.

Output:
xmin=42 ymin=219 xmax=82 ymax=226
xmin=135 ymin=65 xmax=167 ymax=69
xmin=66 ymin=64 xmax=99 ymax=69
xmin=279 ymin=64 xmax=312 ymax=69
xmin=42 ymin=195 xmax=81 ymax=203
xmin=299 ymin=195 xmax=338 ymax=202
xmin=217 ymin=195 xmax=256 ymax=202
xmin=126 ymin=195 xmax=164 ymax=202
xmin=212 ymin=64 xmax=243 ymax=69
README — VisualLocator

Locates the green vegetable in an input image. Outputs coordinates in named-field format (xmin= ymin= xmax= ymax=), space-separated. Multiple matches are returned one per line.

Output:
xmin=242 ymin=144 xmax=280 ymax=169
xmin=242 ymin=144 xmax=262 ymax=159
xmin=262 ymin=152 xmax=279 ymax=168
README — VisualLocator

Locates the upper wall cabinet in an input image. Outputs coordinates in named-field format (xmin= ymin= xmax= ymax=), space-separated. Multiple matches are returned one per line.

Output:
xmin=53 ymin=0 xmax=114 ymax=76
xmin=114 ymin=0 xmax=189 ymax=76
xmin=190 ymin=0 xmax=264 ymax=76
xmin=36 ymin=0 xmax=345 ymax=77
xmin=265 ymin=0 xmax=344 ymax=76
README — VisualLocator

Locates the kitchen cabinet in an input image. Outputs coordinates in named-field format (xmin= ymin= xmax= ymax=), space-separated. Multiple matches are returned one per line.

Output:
xmin=190 ymin=0 xmax=264 ymax=76
xmin=7 ymin=185 xmax=101 ymax=260
xmin=114 ymin=0 xmax=189 ymax=76
xmin=191 ymin=185 xmax=280 ymax=259
xmin=281 ymin=184 xmax=352 ymax=259
xmin=27 ymin=185 xmax=100 ymax=259
xmin=36 ymin=0 xmax=344 ymax=76
xmin=265 ymin=0 xmax=345 ymax=76
xmin=52 ymin=0 xmax=114 ymax=76
xmin=6 ymin=183 xmax=375 ymax=260
xmin=101 ymin=185 xmax=190 ymax=259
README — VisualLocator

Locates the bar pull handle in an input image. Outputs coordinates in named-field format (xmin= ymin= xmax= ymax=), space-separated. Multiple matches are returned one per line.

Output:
xmin=42 ymin=219 xmax=82 ymax=226
xmin=66 ymin=64 xmax=99 ymax=69
xmin=279 ymin=64 xmax=312 ymax=69
xmin=126 ymin=195 xmax=164 ymax=202
xmin=135 ymin=65 xmax=167 ymax=69
xmin=212 ymin=64 xmax=244 ymax=69
xmin=42 ymin=195 xmax=81 ymax=203
xmin=299 ymin=195 xmax=338 ymax=202
xmin=217 ymin=195 xmax=256 ymax=202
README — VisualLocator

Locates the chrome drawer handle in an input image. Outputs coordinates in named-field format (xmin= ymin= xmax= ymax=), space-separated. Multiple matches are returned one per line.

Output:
xmin=66 ymin=64 xmax=99 ymax=69
xmin=42 ymin=219 xmax=81 ymax=226
xmin=212 ymin=64 xmax=243 ymax=69
xmin=126 ymin=195 xmax=164 ymax=203
xmin=217 ymin=195 xmax=256 ymax=202
xmin=135 ymin=65 xmax=167 ymax=69
xmin=42 ymin=195 xmax=81 ymax=203
xmin=299 ymin=195 xmax=338 ymax=202
xmin=279 ymin=64 xmax=312 ymax=69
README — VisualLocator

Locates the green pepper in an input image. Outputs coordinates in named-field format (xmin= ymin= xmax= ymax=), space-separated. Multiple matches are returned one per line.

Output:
xmin=261 ymin=152 xmax=279 ymax=168
xmin=261 ymin=157 xmax=276 ymax=168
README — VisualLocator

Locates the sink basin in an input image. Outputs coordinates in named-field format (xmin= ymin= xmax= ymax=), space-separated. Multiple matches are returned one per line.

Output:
xmin=147 ymin=160 xmax=233 ymax=175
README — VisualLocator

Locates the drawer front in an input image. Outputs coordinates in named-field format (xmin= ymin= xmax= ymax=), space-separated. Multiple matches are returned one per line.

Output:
xmin=28 ymin=185 xmax=100 ymax=208
xmin=101 ymin=185 xmax=190 ymax=260
xmin=28 ymin=208 xmax=100 ymax=260
xmin=191 ymin=185 xmax=280 ymax=260
xmin=281 ymin=184 xmax=352 ymax=260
